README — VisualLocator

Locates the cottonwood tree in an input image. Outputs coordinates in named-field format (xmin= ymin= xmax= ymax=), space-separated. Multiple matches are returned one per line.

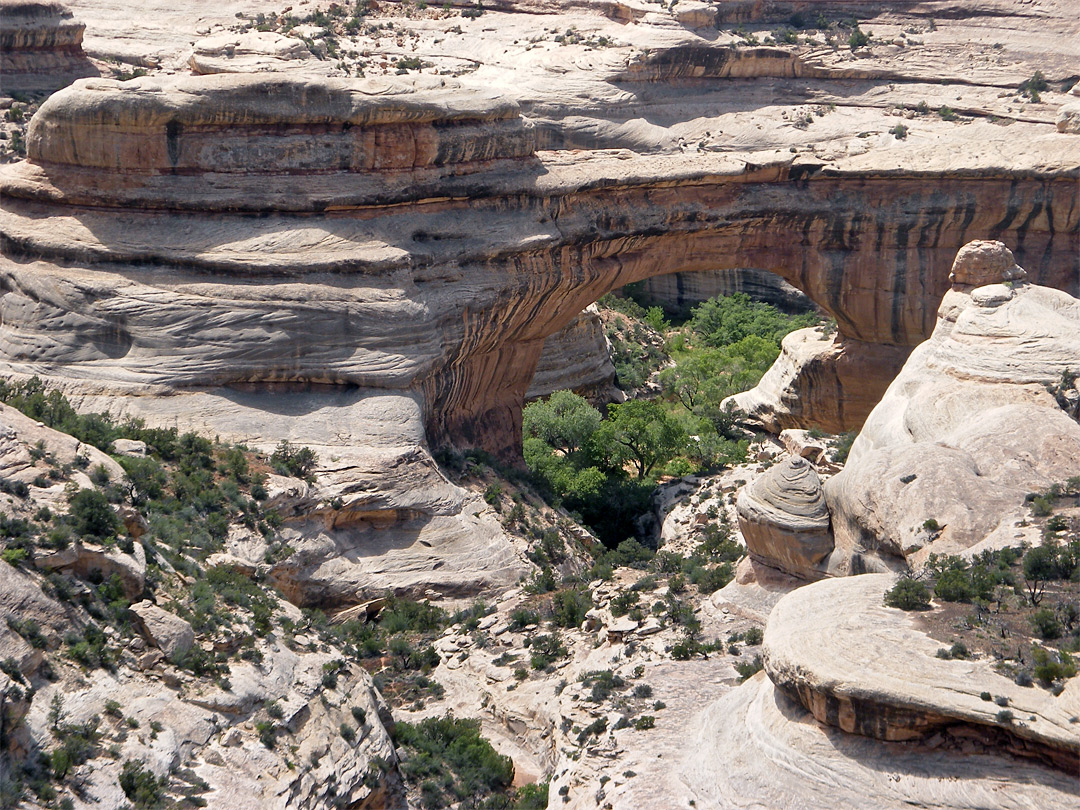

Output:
xmin=593 ymin=399 xmax=686 ymax=479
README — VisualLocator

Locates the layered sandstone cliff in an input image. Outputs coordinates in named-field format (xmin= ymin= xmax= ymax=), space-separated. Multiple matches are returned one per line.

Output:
xmin=0 ymin=0 xmax=96 ymax=94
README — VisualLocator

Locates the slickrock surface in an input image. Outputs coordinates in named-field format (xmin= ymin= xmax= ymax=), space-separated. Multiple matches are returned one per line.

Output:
xmin=736 ymin=455 xmax=835 ymax=580
xmin=0 ymin=0 xmax=97 ymax=94
xmin=762 ymin=573 xmax=1079 ymax=770
xmin=825 ymin=241 xmax=1080 ymax=568
xmin=67 ymin=387 xmax=528 ymax=604
xmin=680 ymin=672 xmax=1080 ymax=810
xmin=3 ymin=0 xmax=1080 ymax=467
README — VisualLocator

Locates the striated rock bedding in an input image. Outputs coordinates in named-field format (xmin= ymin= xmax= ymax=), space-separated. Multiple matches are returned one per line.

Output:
xmin=825 ymin=240 xmax=1080 ymax=569
xmin=736 ymin=455 xmax=835 ymax=580
xmin=1 ymin=71 xmax=1076 ymax=451
xmin=762 ymin=573 xmax=1079 ymax=771
xmin=0 ymin=0 xmax=97 ymax=94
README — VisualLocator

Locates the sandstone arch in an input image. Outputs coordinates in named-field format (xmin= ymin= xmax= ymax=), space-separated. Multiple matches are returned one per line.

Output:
xmin=0 ymin=73 xmax=1076 ymax=462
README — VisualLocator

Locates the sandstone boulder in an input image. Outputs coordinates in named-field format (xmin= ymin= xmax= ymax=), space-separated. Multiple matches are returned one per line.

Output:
xmin=111 ymin=438 xmax=146 ymax=457
xmin=672 ymin=1 xmax=717 ymax=29
xmin=129 ymin=600 xmax=194 ymax=662
xmin=778 ymin=429 xmax=827 ymax=463
xmin=736 ymin=455 xmax=834 ymax=580
xmin=1057 ymin=101 xmax=1080 ymax=134
xmin=947 ymin=239 xmax=1027 ymax=287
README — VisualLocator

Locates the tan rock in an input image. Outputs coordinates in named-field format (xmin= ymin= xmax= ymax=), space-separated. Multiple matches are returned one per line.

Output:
xmin=681 ymin=672 xmax=1080 ymax=810
xmin=947 ymin=239 xmax=1027 ymax=287
xmin=129 ymin=600 xmax=194 ymax=662
xmin=188 ymin=31 xmax=312 ymax=75
xmin=778 ymin=429 xmax=827 ymax=463
xmin=112 ymin=438 xmax=147 ymax=457
xmin=1057 ymin=101 xmax=1080 ymax=134
xmin=763 ymin=573 xmax=1079 ymax=770
xmin=35 ymin=540 xmax=145 ymax=599
xmin=0 ymin=0 xmax=98 ymax=93
xmin=825 ymin=243 xmax=1080 ymax=568
xmin=727 ymin=330 xmax=913 ymax=434
xmin=736 ymin=456 xmax=834 ymax=580
xmin=528 ymin=305 xmax=619 ymax=405
xmin=671 ymin=1 xmax=716 ymax=29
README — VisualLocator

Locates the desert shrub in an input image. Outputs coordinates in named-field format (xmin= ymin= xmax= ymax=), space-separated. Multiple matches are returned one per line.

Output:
xmin=848 ymin=26 xmax=870 ymax=49
xmin=508 ymin=608 xmax=540 ymax=631
xmin=1032 ymin=645 xmax=1077 ymax=684
xmin=742 ymin=627 xmax=764 ymax=646
xmin=883 ymin=577 xmax=931 ymax=610
xmin=735 ymin=655 xmax=764 ymax=681
xmin=392 ymin=715 xmax=513 ymax=808
xmin=119 ymin=760 xmax=165 ymax=809
xmin=581 ymin=670 xmax=625 ymax=703
xmin=380 ymin=598 xmax=447 ymax=635
xmin=1031 ymin=608 xmax=1063 ymax=640
xmin=610 ymin=591 xmax=640 ymax=618
xmin=528 ymin=633 xmax=567 ymax=670
xmin=549 ymin=588 xmax=592 ymax=629
xmin=67 ymin=489 xmax=121 ymax=542
xmin=269 ymin=440 xmax=318 ymax=481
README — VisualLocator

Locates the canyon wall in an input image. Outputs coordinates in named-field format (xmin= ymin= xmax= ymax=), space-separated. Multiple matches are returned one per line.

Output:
xmin=1 ymin=73 xmax=1075 ymax=462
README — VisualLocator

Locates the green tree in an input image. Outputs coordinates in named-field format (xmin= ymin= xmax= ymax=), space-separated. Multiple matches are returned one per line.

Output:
xmin=67 ymin=489 xmax=121 ymax=541
xmin=522 ymin=391 xmax=601 ymax=455
xmin=593 ymin=400 xmax=686 ymax=479
xmin=1022 ymin=545 xmax=1060 ymax=606
xmin=689 ymin=293 xmax=817 ymax=348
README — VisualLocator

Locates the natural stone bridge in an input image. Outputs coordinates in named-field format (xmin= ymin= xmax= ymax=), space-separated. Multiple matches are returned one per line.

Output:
xmin=0 ymin=73 xmax=1076 ymax=462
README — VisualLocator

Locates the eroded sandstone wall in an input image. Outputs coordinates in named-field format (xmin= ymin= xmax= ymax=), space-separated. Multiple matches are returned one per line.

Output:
xmin=0 ymin=74 xmax=1076 ymax=460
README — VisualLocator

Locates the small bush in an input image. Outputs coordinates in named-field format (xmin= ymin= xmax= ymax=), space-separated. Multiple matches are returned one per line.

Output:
xmin=255 ymin=721 xmax=277 ymax=749
xmin=883 ymin=577 xmax=931 ymax=610
xmin=269 ymin=440 xmax=318 ymax=481
xmin=634 ymin=715 xmax=655 ymax=730
xmin=119 ymin=760 xmax=165 ymax=809
xmin=1030 ymin=608 xmax=1062 ymax=640
xmin=735 ymin=655 xmax=764 ymax=682
xmin=889 ymin=123 xmax=908 ymax=140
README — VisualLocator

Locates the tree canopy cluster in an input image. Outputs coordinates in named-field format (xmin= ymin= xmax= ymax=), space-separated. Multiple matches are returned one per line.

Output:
xmin=523 ymin=292 xmax=822 ymax=546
